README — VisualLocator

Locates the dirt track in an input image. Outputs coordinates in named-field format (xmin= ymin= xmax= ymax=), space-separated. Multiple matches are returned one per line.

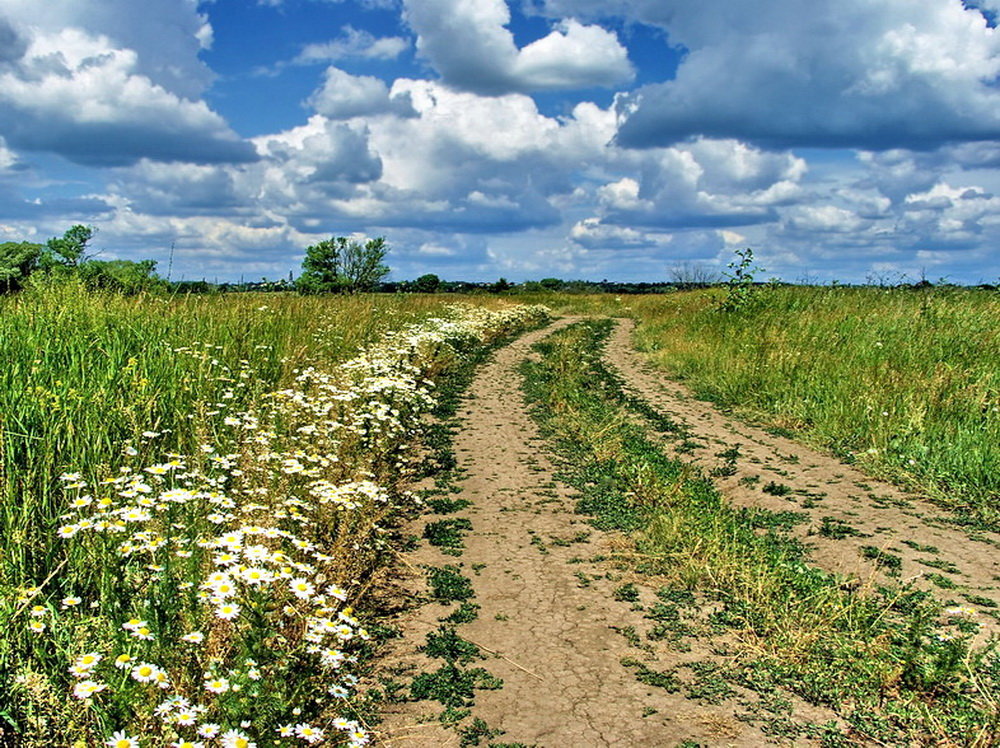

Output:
xmin=372 ymin=317 xmax=1000 ymax=746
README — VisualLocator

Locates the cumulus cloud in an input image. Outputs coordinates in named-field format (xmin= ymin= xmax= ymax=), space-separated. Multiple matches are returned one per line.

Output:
xmin=0 ymin=0 xmax=215 ymax=97
xmin=403 ymin=0 xmax=633 ymax=94
xmin=569 ymin=217 xmax=656 ymax=249
xmin=307 ymin=67 xmax=417 ymax=119
xmin=0 ymin=28 xmax=254 ymax=166
xmin=559 ymin=0 xmax=1000 ymax=151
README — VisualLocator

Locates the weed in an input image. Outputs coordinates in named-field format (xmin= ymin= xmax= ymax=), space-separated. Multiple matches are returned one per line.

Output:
xmin=817 ymin=516 xmax=863 ymax=539
xmin=424 ymin=518 xmax=474 ymax=549
xmin=428 ymin=566 xmax=476 ymax=603
xmin=441 ymin=602 xmax=481 ymax=624
xmin=762 ymin=481 xmax=792 ymax=496
xmin=613 ymin=583 xmax=640 ymax=602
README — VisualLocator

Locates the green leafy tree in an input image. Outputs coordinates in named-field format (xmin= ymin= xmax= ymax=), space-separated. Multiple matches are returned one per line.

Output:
xmin=0 ymin=241 xmax=43 ymax=292
xmin=42 ymin=224 xmax=96 ymax=270
xmin=413 ymin=273 xmax=441 ymax=293
xmin=77 ymin=259 xmax=163 ymax=294
xmin=297 ymin=236 xmax=390 ymax=294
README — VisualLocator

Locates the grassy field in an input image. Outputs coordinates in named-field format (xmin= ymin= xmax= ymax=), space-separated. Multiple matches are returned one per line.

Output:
xmin=517 ymin=285 xmax=1000 ymax=528
xmin=0 ymin=281 xmax=547 ymax=746
xmin=623 ymin=286 xmax=1000 ymax=529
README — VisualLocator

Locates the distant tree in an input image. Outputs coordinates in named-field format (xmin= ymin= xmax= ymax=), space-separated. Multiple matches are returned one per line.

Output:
xmin=539 ymin=277 xmax=564 ymax=291
xmin=489 ymin=277 xmax=512 ymax=293
xmin=342 ymin=236 xmax=389 ymax=292
xmin=668 ymin=261 xmax=720 ymax=286
xmin=42 ymin=224 xmax=96 ymax=270
xmin=297 ymin=236 xmax=390 ymax=294
xmin=0 ymin=241 xmax=43 ymax=292
xmin=77 ymin=259 xmax=163 ymax=294
xmin=413 ymin=273 xmax=441 ymax=293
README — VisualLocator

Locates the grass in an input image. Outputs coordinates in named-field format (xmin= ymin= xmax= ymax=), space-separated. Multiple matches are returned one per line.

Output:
xmin=0 ymin=281 xmax=548 ymax=746
xmin=622 ymin=285 xmax=1000 ymax=528
xmin=521 ymin=318 xmax=1000 ymax=744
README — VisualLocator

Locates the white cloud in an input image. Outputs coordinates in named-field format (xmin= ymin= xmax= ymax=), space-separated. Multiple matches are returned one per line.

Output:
xmin=0 ymin=28 xmax=254 ymax=166
xmin=0 ymin=0 xmax=215 ymax=98
xmin=296 ymin=26 xmax=409 ymax=63
xmin=569 ymin=217 xmax=655 ymax=248
xmin=308 ymin=67 xmax=417 ymax=119
xmin=535 ymin=0 xmax=1000 ymax=150
xmin=403 ymin=0 xmax=633 ymax=94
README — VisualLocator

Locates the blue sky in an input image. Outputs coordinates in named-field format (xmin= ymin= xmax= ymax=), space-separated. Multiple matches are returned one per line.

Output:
xmin=2 ymin=0 xmax=1000 ymax=283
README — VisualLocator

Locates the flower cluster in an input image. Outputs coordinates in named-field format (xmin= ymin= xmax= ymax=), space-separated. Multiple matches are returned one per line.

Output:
xmin=17 ymin=303 xmax=549 ymax=746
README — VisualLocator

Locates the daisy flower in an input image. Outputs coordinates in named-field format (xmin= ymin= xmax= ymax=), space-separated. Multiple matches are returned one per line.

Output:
xmin=105 ymin=731 xmax=139 ymax=748
xmin=73 ymin=680 xmax=107 ymax=699
xmin=219 ymin=730 xmax=255 ymax=748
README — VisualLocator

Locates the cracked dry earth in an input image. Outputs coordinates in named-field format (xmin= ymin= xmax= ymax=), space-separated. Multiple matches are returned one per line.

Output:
xmin=371 ymin=316 xmax=1000 ymax=747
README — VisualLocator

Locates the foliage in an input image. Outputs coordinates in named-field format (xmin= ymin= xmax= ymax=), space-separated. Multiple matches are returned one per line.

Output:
xmin=297 ymin=236 xmax=390 ymax=294
xmin=629 ymin=285 xmax=1000 ymax=527
xmin=42 ymin=225 xmax=95 ymax=271
xmin=76 ymin=259 xmax=164 ymax=295
xmin=0 ymin=284 xmax=548 ymax=747
xmin=413 ymin=273 xmax=441 ymax=293
xmin=717 ymin=248 xmax=762 ymax=313
xmin=0 ymin=241 xmax=42 ymax=292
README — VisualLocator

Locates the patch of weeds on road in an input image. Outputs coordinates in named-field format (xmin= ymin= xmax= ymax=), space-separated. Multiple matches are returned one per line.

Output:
xmin=762 ymin=480 xmax=792 ymax=496
xmin=859 ymin=545 xmax=902 ymax=574
xmin=518 ymin=318 xmax=1000 ymax=745
xmin=817 ymin=516 xmax=864 ymax=539
xmin=458 ymin=718 xmax=503 ymax=746
xmin=621 ymin=657 xmax=681 ymax=692
xmin=711 ymin=444 xmax=741 ymax=477
xmin=613 ymin=582 xmax=641 ymax=602
xmin=917 ymin=557 xmax=962 ymax=574
xmin=425 ymin=517 xmax=474 ymax=553
xmin=428 ymin=496 xmax=473 ymax=514
xmin=428 ymin=565 xmax=476 ymax=603
xmin=901 ymin=539 xmax=939 ymax=554
xmin=924 ymin=573 xmax=957 ymax=590
xmin=441 ymin=602 xmax=481 ymax=624
xmin=422 ymin=626 xmax=485 ymax=664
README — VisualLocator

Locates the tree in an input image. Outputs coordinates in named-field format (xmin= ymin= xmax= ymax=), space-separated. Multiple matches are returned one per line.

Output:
xmin=297 ymin=236 xmax=390 ymax=294
xmin=42 ymin=224 xmax=96 ymax=270
xmin=0 ymin=241 xmax=43 ymax=292
xmin=77 ymin=259 xmax=163 ymax=294
xmin=413 ymin=273 xmax=441 ymax=293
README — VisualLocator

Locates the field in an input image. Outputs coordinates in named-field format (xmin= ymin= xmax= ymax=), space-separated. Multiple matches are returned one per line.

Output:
xmin=2 ymin=283 xmax=999 ymax=746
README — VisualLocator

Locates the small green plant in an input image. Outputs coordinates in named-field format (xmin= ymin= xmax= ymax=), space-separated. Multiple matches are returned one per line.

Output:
xmin=613 ymin=583 xmax=640 ymax=602
xmin=718 ymin=248 xmax=763 ymax=313
xmin=424 ymin=518 xmax=474 ymax=549
xmin=428 ymin=566 xmax=476 ymax=603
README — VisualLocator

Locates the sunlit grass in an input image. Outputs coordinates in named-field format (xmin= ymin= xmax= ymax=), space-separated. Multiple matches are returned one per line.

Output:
xmin=0 ymin=280 xmax=547 ymax=746
xmin=618 ymin=286 xmax=999 ymax=526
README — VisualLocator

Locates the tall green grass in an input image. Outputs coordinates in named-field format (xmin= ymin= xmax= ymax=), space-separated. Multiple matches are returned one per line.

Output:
xmin=625 ymin=286 xmax=1000 ymax=526
xmin=0 ymin=282 xmax=455 ymax=583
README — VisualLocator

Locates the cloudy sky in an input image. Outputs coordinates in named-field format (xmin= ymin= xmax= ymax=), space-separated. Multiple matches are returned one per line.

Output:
xmin=3 ymin=0 xmax=1000 ymax=283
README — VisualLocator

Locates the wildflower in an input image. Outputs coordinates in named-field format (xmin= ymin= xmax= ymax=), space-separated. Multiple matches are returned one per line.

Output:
xmin=105 ymin=731 xmax=139 ymax=748
xmin=131 ymin=662 xmax=162 ymax=683
xmin=204 ymin=676 xmax=230 ymax=694
xmin=73 ymin=680 xmax=107 ymax=699
xmin=289 ymin=578 xmax=316 ymax=600
xmin=58 ymin=524 xmax=80 ymax=538
xmin=28 ymin=620 xmax=45 ymax=634
xmin=277 ymin=725 xmax=295 ymax=737
xmin=197 ymin=724 xmax=221 ymax=738
xmin=328 ymin=684 xmax=349 ymax=698
xmin=219 ymin=729 xmax=255 ymax=748
xmin=215 ymin=603 xmax=241 ymax=621
xmin=171 ymin=742 xmax=204 ymax=748
xmin=73 ymin=652 xmax=102 ymax=671
xmin=174 ymin=709 xmax=199 ymax=726
xmin=130 ymin=625 xmax=155 ymax=641
xmin=29 ymin=605 xmax=48 ymax=618
xmin=61 ymin=596 xmax=82 ymax=609
xmin=181 ymin=631 xmax=205 ymax=644
xmin=114 ymin=653 xmax=133 ymax=669
xmin=295 ymin=724 xmax=324 ymax=743
xmin=69 ymin=496 xmax=93 ymax=509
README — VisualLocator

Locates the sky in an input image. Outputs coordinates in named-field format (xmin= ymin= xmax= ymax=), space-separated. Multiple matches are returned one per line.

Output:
xmin=3 ymin=0 xmax=1000 ymax=284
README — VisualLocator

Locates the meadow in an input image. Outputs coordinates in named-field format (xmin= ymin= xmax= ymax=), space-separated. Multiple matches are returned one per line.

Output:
xmin=0 ymin=281 xmax=547 ymax=746
xmin=516 ymin=285 xmax=1000 ymax=528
